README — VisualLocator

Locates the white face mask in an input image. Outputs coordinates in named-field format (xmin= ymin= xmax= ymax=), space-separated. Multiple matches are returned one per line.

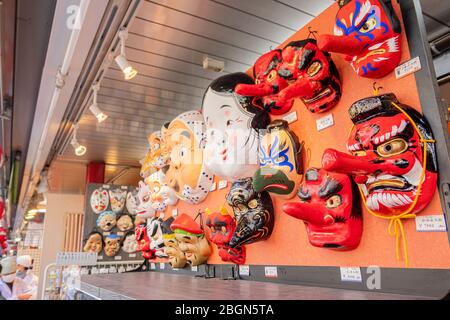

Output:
xmin=2 ymin=274 xmax=16 ymax=283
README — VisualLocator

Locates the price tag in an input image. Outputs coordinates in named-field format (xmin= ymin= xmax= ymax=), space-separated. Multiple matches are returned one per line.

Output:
xmin=264 ymin=266 xmax=278 ymax=278
xmin=340 ymin=267 xmax=362 ymax=282
xmin=121 ymin=186 xmax=128 ymax=190
xmin=239 ymin=265 xmax=250 ymax=276
xmin=160 ymin=263 xmax=165 ymax=270
xmin=191 ymin=266 xmax=198 ymax=272
xmin=150 ymin=263 xmax=156 ymax=270
xmin=114 ymin=256 xmax=122 ymax=260
xmin=172 ymin=209 xmax=178 ymax=217
xmin=129 ymin=253 xmax=136 ymax=258
xmin=102 ymin=185 xmax=110 ymax=189
xmin=210 ymin=182 xmax=217 ymax=192
xmin=98 ymin=256 xmax=103 ymax=260
xmin=218 ymin=180 xmax=228 ymax=190
xmin=395 ymin=56 xmax=421 ymax=79
xmin=283 ymin=111 xmax=298 ymax=124
xmin=316 ymin=113 xmax=334 ymax=131
xmin=416 ymin=215 xmax=447 ymax=232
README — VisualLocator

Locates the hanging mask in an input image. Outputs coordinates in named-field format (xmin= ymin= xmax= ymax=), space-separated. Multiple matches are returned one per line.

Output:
xmin=90 ymin=188 xmax=109 ymax=214
xmin=96 ymin=211 xmax=117 ymax=232
xmin=104 ymin=234 xmax=121 ymax=257
xmin=283 ymin=168 xmax=363 ymax=250
xmin=253 ymin=120 xmax=304 ymax=199
xmin=170 ymin=214 xmax=211 ymax=266
xmin=140 ymin=131 xmax=171 ymax=179
xmin=122 ymin=232 xmax=138 ymax=254
xmin=109 ymin=189 xmax=127 ymax=214
xmin=0 ymin=197 xmax=4 ymax=221
xmin=83 ymin=231 xmax=103 ymax=253
xmin=117 ymin=214 xmax=134 ymax=232
xmin=147 ymin=217 xmax=174 ymax=258
xmin=318 ymin=0 xmax=402 ymax=78
xmin=144 ymin=171 xmax=178 ymax=212
xmin=277 ymin=39 xmax=342 ymax=113
xmin=126 ymin=189 xmax=139 ymax=215
xmin=163 ymin=219 xmax=188 ymax=269
xmin=164 ymin=111 xmax=214 ymax=204
xmin=202 ymin=73 xmax=263 ymax=180
xmin=322 ymin=93 xmax=438 ymax=216
xmin=205 ymin=207 xmax=246 ymax=265
xmin=136 ymin=181 xmax=156 ymax=219
xmin=226 ymin=178 xmax=275 ymax=248
xmin=135 ymin=219 xmax=154 ymax=260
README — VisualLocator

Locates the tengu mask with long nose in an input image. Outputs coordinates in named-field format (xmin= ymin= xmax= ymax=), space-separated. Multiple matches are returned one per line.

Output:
xmin=322 ymin=93 xmax=438 ymax=216
xmin=226 ymin=178 xmax=275 ymax=248
xmin=318 ymin=0 xmax=402 ymax=78
xmin=283 ymin=168 xmax=362 ymax=250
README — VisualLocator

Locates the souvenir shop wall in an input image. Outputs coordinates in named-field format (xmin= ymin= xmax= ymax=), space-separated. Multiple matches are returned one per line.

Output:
xmin=80 ymin=0 xmax=450 ymax=296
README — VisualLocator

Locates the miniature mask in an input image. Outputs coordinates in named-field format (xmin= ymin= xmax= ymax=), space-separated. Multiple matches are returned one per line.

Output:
xmin=144 ymin=171 xmax=178 ymax=212
xmin=90 ymin=188 xmax=109 ymax=214
xmin=104 ymin=234 xmax=121 ymax=257
xmin=83 ymin=232 xmax=103 ymax=253
xmin=109 ymin=189 xmax=127 ymax=214
xmin=283 ymin=168 xmax=363 ymax=250
xmin=122 ymin=232 xmax=138 ymax=254
xmin=96 ymin=211 xmax=117 ymax=232
xmin=117 ymin=214 xmax=134 ymax=232
xmin=136 ymin=181 xmax=156 ymax=219
xmin=126 ymin=189 xmax=139 ymax=215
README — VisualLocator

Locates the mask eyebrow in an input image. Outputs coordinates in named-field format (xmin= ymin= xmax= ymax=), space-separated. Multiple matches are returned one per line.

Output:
xmin=299 ymin=49 xmax=315 ymax=70
xmin=297 ymin=187 xmax=311 ymax=201
xmin=318 ymin=177 xmax=343 ymax=199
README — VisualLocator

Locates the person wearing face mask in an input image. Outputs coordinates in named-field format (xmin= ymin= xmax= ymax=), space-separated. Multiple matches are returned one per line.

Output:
xmin=16 ymin=255 xmax=38 ymax=300
xmin=0 ymin=256 xmax=32 ymax=300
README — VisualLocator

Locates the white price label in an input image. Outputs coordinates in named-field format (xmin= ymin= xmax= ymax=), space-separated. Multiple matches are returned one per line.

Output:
xmin=239 ymin=265 xmax=250 ymax=276
xmin=102 ymin=185 xmax=110 ymax=189
xmin=114 ymin=256 xmax=122 ymax=260
xmin=191 ymin=266 xmax=198 ymax=272
xmin=172 ymin=209 xmax=178 ymax=217
xmin=316 ymin=113 xmax=334 ymax=131
xmin=121 ymin=186 xmax=128 ymax=190
xmin=98 ymin=256 xmax=103 ymax=260
xmin=264 ymin=266 xmax=278 ymax=278
xmin=210 ymin=182 xmax=217 ymax=192
xmin=160 ymin=263 xmax=165 ymax=270
xmin=395 ymin=56 xmax=421 ymax=79
xmin=416 ymin=215 xmax=447 ymax=232
xmin=218 ymin=180 xmax=228 ymax=190
xmin=340 ymin=267 xmax=362 ymax=282
xmin=150 ymin=263 xmax=156 ymax=270
xmin=283 ymin=111 xmax=298 ymax=124
xmin=129 ymin=253 xmax=136 ymax=258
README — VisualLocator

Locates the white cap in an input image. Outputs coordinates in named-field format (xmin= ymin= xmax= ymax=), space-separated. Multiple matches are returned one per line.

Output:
xmin=16 ymin=255 xmax=32 ymax=268
xmin=1 ymin=257 xmax=17 ymax=275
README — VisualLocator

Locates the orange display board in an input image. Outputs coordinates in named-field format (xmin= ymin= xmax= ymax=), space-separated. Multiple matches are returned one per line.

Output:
xmin=162 ymin=2 xmax=450 ymax=269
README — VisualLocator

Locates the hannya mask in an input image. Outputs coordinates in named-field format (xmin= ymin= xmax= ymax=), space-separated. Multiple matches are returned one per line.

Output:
xmin=104 ymin=234 xmax=121 ymax=257
xmin=135 ymin=219 xmax=154 ymax=260
xmin=205 ymin=207 xmax=246 ymax=265
xmin=122 ymin=232 xmax=138 ymax=254
xmin=126 ymin=190 xmax=139 ymax=215
xmin=226 ymin=178 xmax=275 ymax=248
xmin=109 ymin=189 xmax=127 ymax=214
xmin=171 ymin=214 xmax=211 ymax=266
xmin=147 ymin=217 xmax=174 ymax=258
xmin=318 ymin=0 xmax=402 ymax=78
xmin=96 ymin=211 xmax=117 ymax=232
xmin=164 ymin=111 xmax=214 ymax=204
xmin=90 ymin=188 xmax=109 ymax=214
xmin=136 ymin=181 xmax=156 ymax=219
xmin=140 ymin=131 xmax=171 ymax=179
xmin=202 ymin=73 xmax=264 ymax=180
xmin=117 ymin=215 xmax=134 ymax=232
xmin=83 ymin=232 xmax=103 ymax=253
xmin=283 ymin=168 xmax=363 ymax=249
xmin=253 ymin=120 xmax=304 ymax=199
xmin=145 ymin=171 xmax=178 ymax=212
xmin=322 ymin=93 xmax=438 ymax=216
xmin=277 ymin=40 xmax=342 ymax=113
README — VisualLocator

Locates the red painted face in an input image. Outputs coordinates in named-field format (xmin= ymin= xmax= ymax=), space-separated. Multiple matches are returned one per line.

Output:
xmin=205 ymin=209 xmax=246 ymax=265
xmin=318 ymin=0 xmax=401 ymax=78
xmin=322 ymin=93 xmax=438 ymax=216
xmin=135 ymin=222 xmax=155 ymax=259
xmin=283 ymin=168 xmax=362 ymax=250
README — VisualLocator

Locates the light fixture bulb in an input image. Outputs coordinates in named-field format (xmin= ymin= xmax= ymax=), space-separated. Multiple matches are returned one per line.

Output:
xmin=89 ymin=103 xmax=108 ymax=123
xmin=71 ymin=139 xmax=87 ymax=156
xmin=115 ymin=54 xmax=138 ymax=80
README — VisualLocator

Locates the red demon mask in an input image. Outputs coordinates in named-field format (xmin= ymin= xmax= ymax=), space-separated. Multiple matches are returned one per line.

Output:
xmin=0 ymin=227 xmax=7 ymax=251
xmin=277 ymin=40 xmax=342 ymax=113
xmin=283 ymin=168 xmax=362 ymax=250
xmin=318 ymin=0 xmax=401 ymax=78
xmin=205 ymin=208 xmax=246 ymax=265
xmin=235 ymin=49 xmax=292 ymax=115
xmin=135 ymin=221 xmax=155 ymax=260
xmin=322 ymin=93 xmax=438 ymax=216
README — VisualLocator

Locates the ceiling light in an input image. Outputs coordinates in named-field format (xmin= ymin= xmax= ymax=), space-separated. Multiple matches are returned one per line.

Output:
xmin=89 ymin=83 xmax=108 ymax=123
xmin=115 ymin=28 xmax=137 ymax=80
xmin=71 ymin=124 xmax=87 ymax=156
xmin=37 ymin=170 xmax=49 ymax=194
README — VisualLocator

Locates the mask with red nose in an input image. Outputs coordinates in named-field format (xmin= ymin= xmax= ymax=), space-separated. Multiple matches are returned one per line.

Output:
xmin=318 ymin=0 xmax=402 ymax=78
xmin=283 ymin=168 xmax=362 ymax=250
xmin=322 ymin=93 xmax=438 ymax=216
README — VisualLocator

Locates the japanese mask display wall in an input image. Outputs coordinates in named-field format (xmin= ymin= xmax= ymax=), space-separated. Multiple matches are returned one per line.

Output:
xmin=205 ymin=207 xmax=246 ymax=265
xmin=136 ymin=181 xmax=156 ymax=219
xmin=170 ymin=214 xmax=211 ymax=266
xmin=145 ymin=171 xmax=178 ymax=212
xmin=164 ymin=111 xmax=214 ymax=204
xmin=96 ymin=211 xmax=117 ymax=232
xmin=283 ymin=168 xmax=362 ymax=250
xmin=253 ymin=120 xmax=303 ymax=199
xmin=236 ymin=40 xmax=341 ymax=114
xmin=322 ymin=93 xmax=438 ymax=216
xmin=318 ymin=0 xmax=402 ymax=78
xmin=90 ymin=188 xmax=109 ymax=214
xmin=83 ymin=232 xmax=103 ymax=253
xmin=202 ymin=73 xmax=263 ymax=180
xmin=226 ymin=178 xmax=275 ymax=248
xmin=109 ymin=189 xmax=126 ymax=214
xmin=163 ymin=226 xmax=188 ymax=269
xmin=104 ymin=234 xmax=121 ymax=257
